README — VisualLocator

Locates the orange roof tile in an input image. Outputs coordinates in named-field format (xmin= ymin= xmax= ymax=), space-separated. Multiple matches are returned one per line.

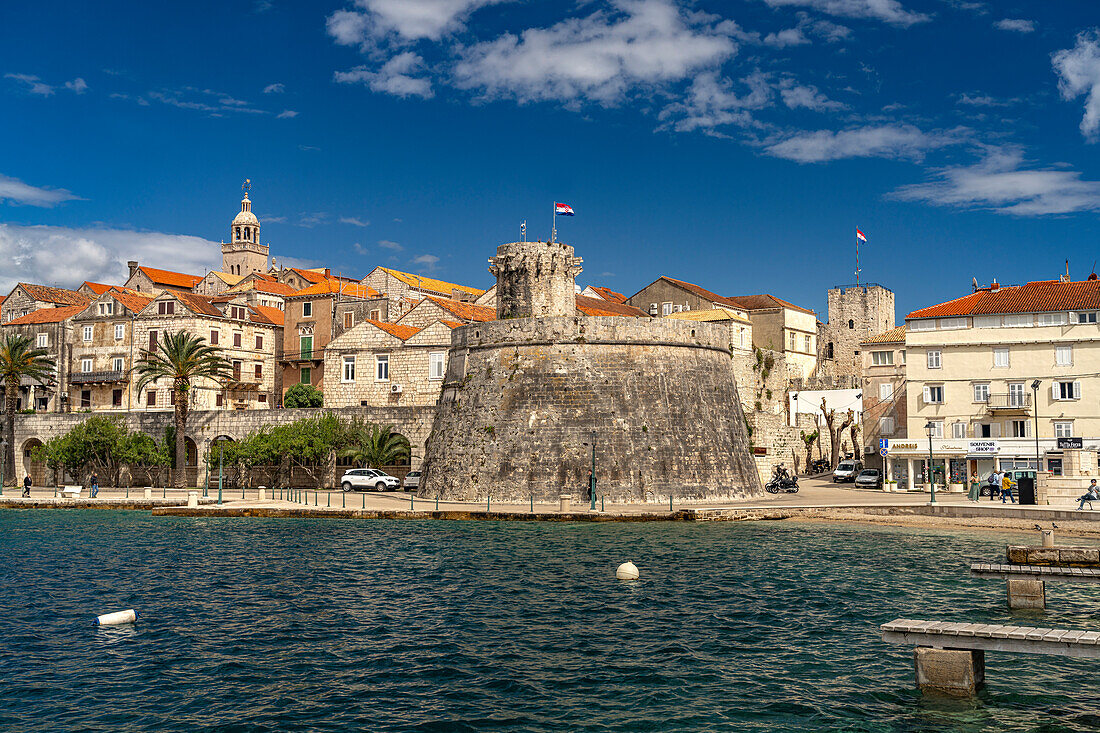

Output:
xmin=111 ymin=292 xmax=154 ymax=314
xmin=907 ymin=279 xmax=1100 ymax=319
xmin=590 ymin=286 xmax=628 ymax=304
xmin=728 ymin=293 xmax=815 ymax=315
xmin=377 ymin=267 xmax=485 ymax=298
xmin=423 ymin=295 xmax=496 ymax=322
xmin=231 ymin=279 xmax=298 ymax=296
xmin=440 ymin=320 xmax=464 ymax=329
xmin=576 ymin=295 xmax=648 ymax=317
xmin=648 ymin=277 xmax=745 ymax=312
xmin=366 ymin=319 xmax=420 ymax=340
xmin=289 ymin=268 xmax=334 ymax=284
xmin=172 ymin=291 xmax=222 ymax=317
xmin=6 ymin=305 xmax=84 ymax=325
xmin=137 ymin=266 xmax=203 ymax=289
xmin=862 ymin=325 xmax=906 ymax=344
xmin=251 ymin=305 xmax=285 ymax=327
xmin=17 ymin=283 xmax=91 ymax=306
xmin=289 ymin=280 xmax=380 ymax=298
xmin=82 ymin=281 xmax=115 ymax=295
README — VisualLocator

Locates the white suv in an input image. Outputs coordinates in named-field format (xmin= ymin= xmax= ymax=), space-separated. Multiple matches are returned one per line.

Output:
xmin=341 ymin=468 xmax=401 ymax=492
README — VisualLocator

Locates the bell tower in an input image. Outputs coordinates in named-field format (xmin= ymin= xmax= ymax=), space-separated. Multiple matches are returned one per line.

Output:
xmin=222 ymin=179 xmax=269 ymax=276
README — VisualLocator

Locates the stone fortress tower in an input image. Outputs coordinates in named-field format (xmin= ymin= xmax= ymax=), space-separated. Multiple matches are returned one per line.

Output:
xmin=419 ymin=239 xmax=763 ymax=503
xmin=222 ymin=180 xmax=269 ymax=277
xmin=820 ymin=283 xmax=895 ymax=378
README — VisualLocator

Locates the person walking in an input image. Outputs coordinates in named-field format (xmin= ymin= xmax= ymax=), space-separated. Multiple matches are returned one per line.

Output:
xmin=1079 ymin=480 xmax=1100 ymax=511
xmin=90 ymin=471 xmax=99 ymax=499
xmin=988 ymin=470 xmax=1002 ymax=501
xmin=1001 ymin=472 xmax=1017 ymax=504
xmin=22 ymin=475 xmax=31 ymax=498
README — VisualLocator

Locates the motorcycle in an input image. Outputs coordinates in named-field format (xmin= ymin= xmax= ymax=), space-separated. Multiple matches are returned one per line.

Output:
xmin=764 ymin=464 xmax=799 ymax=494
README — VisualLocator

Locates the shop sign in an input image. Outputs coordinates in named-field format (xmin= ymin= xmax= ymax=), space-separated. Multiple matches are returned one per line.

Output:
xmin=967 ymin=440 xmax=999 ymax=455
xmin=886 ymin=442 xmax=918 ymax=453
xmin=1057 ymin=437 xmax=1083 ymax=449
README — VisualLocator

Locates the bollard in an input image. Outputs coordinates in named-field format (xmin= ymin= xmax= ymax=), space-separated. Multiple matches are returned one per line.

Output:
xmin=530 ymin=494 xmax=534 ymax=513
xmin=342 ymin=492 xmax=345 ymax=508
xmin=559 ymin=494 xmax=571 ymax=513
xmin=411 ymin=494 xmax=415 ymax=510
xmin=327 ymin=492 xmax=331 ymax=507
xmin=601 ymin=495 xmax=605 ymax=512
xmin=125 ymin=486 xmax=129 ymax=499
xmin=187 ymin=491 xmax=198 ymax=508
xmin=144 ymin=488 xmax=152 ymax=499
xmin=362 ymin=492 xmax=365 ymax=509
xmin=242 ymin=487 xmax=246 ymax=499
xmin=314 ymin=491 xmax=318 ymax=506
xmin=670 ymin=494 xmax=673 ymax=511
xmin=259 ymin=488 xmax=266 ymax=501
xmin=487 ymin=495 xmax=490 ymax=512
xmin=436 ymin=496 xmax=439 ymax=511
xmin=162 ymin=486 xmax=166 ymax=498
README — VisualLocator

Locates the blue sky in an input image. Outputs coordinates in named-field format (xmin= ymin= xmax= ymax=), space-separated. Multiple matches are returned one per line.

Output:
xmin=2 ymin=1 xmax=1099 ymax=319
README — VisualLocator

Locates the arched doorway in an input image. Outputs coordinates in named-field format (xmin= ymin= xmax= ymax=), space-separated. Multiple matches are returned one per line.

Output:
xmin=21 ymin=439 xmax=46 ymax=486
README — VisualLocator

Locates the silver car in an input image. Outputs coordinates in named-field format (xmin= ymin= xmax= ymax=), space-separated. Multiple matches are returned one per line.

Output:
xmin=403 ymin=470 xmax=421 ymax=491
xmin=341 ymin=468 xmax=401 ymax=492
xmin=854 ymin=469 xmax=882 ymax=489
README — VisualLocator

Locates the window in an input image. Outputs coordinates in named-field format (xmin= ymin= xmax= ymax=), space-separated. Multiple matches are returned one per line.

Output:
xmin=847 ymin=319 xmax=854 ymax=329
xmin=993 ymin=347 xmax=1009 ymax=368
xmin=36 ymin=333 xmax=47 ymax=348
xmin=157 ymin=301 xmax=175 ymax=315
xmin=974 ymin=315 xmax=1000 ymax=328
xmin=909 ymin=319 xmax=935 ymax=331
xmin=1003 ymin=313 xmax=1032 ymax=327
xmin=879 ymin=383 xmax=894 ymax=400
xmin=789 ymin=332 xmax=796 ymax=351
xmin=149 ymin=330 xmax=158 ymax=350
xmin=939 ymin=317 xmax=967 ymax=330
xmin=1056 ymin=345 xmax=1073 ymax=366
xmin=927 ymin=350 xmax=941 ymax=369
xmin=254 ymin=364 xmax=262 ymax=380
xmin=1054 ymin=421 xmax=1074 ymax=438
xmin=210 ymin=330 xmax=219 ymax=345
xmin=973 ymin=383 xmax=989 ymax=402
xmin=255 ymin=335 xmax=263 ymax=350
xmin=302 ymin=301 xmax=313 ymax=318
xmin=300 ymin=367 xmax=311 ymax=384
xmin=369 ymin=309 xmax=381 ymax=321
xmin=659 ymin=302 xmax=672 ymax=316
xmin=376 ymin=353 xmax=389 ymax=381
xmin=216 ymin=393 xmax=224 ymax=407
xmin=1011 ymin=419 xmax=1031 ymax=438
xmin=1037 ymin=312 xmax=1068 ymax=326
xmin=342 ymin=356 xmax=356 ymax=382
xmin=81 ymin=358 xmax=93 ymax=373
xmin=879 ymin=416 xmax=895 ymax=435
xmin=83 ymin=325 xmax=93 ymax=342
xmin=952 ymin=422 xmax=967 ymax=438
xmin=112 ymin=357 xmax=124 ymax=372
xmin=80 ymin=390 xmax=91 ymax=408
xmin=146 ymin=390 xmax=156 ymax=407
xmin=259 ymin=394 xmax=267 ymax=403
xmin=114 ymin=323 xmax=125 ymax=340
xmin=803 ymin=335 xmax=811 ymax=353
xmin=1054 ymin=380 xmax=1081 ymax=400
xmin=232 ymin=361 xmax=242 ymax=381
xmin=344 ymin=312 xmax=354 ymax=329
xmin=233 ymin=332 xmax=242 ymax=348
xmin=430 ymin=351 xmax=445 ymax=380
xmin=97 ymin=302 xmax=113 ymax=316
xmin=1009 ymin=382 xmax=1027 ymax=407
xmin=299 ymin=336 xmax=313 ymax=360
xmin=1075 ymin=312 xmax=1097 ymax=324
xmin=900 ymin=350 xmax=906 ymax=364
xmin=929 ymin=421 xmax=944 ymax=438
xmin=112 ymin=389 xmax=122 ymax=408
xmin=923 ymin=385 xmax=944 ymax=404
xmin=872 ymin=351 xmax=893 ymax=366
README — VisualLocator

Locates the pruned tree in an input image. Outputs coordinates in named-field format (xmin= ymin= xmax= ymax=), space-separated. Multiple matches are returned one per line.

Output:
xmin=800 ymin=429 xmax=819 ymax=472
xmin=821 ymin=398 xmax=854 ymax=467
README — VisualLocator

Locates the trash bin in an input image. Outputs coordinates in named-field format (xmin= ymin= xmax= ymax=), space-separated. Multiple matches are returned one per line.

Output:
xmin=968 ymin=480 xmax=980 ymax=502
xmin=1017 ymin=475 xmax=1036 ymax=505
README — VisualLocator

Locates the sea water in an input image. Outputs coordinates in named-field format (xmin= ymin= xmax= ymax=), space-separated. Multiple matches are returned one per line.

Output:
xmin=0 ymin=511 xmax=1098 ymax=732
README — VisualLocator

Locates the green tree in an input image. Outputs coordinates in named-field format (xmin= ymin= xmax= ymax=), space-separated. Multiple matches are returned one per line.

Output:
xmin=0 ymin=333 xmax=56 ymax=484
xmin=283 ymin=382 xmax=323 ymax=408
xmin=341 ymin=423 xmax=411 ymax=469
xmin=134 ymin=331 xmax=232 ymax=487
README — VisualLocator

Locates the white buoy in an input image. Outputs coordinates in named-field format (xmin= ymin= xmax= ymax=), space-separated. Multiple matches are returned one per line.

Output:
xmin=616 ymin=561 xmax=639 ymax=580
xmin=95 ymin=609 xmax=137 ymax=626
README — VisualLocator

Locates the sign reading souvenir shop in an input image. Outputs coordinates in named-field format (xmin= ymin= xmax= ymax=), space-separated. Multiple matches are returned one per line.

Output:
xmin=967 ymin=440 xmax=1000 ymax=456
xmin=1057 ymin=437 xmax=1084 ymax=449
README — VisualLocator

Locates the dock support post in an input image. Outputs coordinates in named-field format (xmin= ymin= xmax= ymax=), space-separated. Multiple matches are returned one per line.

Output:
xmin=914 ymin=647 xmax=985 ymax=696
xmin=1007 ymin=578 xmax=1046 ymax=609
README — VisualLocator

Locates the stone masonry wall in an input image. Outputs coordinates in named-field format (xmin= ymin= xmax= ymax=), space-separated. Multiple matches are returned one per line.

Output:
xmin=420 ymin=317 xmax=762 ymax=502
xmin=820 ymin=285 xmax=895 ymax=379
xmin=489 ymin=241 xmax=583 ymax=319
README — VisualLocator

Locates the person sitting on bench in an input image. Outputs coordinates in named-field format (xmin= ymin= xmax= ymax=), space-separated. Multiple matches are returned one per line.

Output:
xmin=1079 ymin=480 xmax=1100 ymax=511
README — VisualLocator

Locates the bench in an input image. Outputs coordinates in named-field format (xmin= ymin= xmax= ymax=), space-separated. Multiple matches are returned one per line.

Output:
xmin=60 ymin=486 xmax=82 ymax=499
xmin=882 ymin=618 xmax=1100 ymax=695
xmin=971 ymin=562 xmax=1100 ymax=608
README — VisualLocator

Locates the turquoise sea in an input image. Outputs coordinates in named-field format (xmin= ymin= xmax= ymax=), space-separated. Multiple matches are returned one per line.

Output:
xmin=0 ymin=511 xmax=1098 ymax=732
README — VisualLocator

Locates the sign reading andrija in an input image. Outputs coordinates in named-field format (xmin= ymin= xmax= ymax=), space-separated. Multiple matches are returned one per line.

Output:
xmin=968 ymin=440 xmax=1000 ymax=455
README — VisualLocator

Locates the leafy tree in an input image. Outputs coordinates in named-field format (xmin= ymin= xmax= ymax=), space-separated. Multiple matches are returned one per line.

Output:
xmin=0 ymin=333 xmax=56 ymax=485
xmin=283 ymin=382 xmax=323 ymax=408
xmin=34 ymin=416 xmax=168 ymax=486
xmin=341 ymin=424 xmax=410 ymax=469
xmin=133 ymin=331 xmax=232 ymax=487
xmin=799 ymin=430 xmax=819 ymax=473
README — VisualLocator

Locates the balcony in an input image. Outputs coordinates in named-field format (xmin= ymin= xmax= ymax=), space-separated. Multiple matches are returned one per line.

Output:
xmin=69 ymin=370 xmax=128 ymax=385
xmin=986 ymin=393 xmax=1031 ymax=413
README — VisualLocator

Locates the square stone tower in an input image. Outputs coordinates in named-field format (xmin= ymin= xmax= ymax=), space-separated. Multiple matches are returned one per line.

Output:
xmin=488 ymin=241 xmax=583 ymax=319
xmin=822 ymin=284 xmax=895 ymax=378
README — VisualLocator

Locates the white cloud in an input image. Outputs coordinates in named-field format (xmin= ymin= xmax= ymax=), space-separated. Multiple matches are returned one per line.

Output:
xmin=765 ymin=123 xmax=959 ymax=162
xmin=892 ymin=146 xmax=1100 ymax=215
xmin=957 ymin=92 xmax=1018 ymax=107
xmin=378 ymin=239 xmax=403 ymax=250
xmin=64 ymin=77 xmax=88 ymax=94
xmin=335 ymin=52 xmax=434 ymax=98
xmin=763 ymin=28 xmax=809 ymax=47
xmin=801 ymin=16 xmax=852 ymax=42
xmin=0 ymin=224 xmax=219 ymax=293
xmin=298 ymin=212 xmax=329 ymax=227
xmin=327 ymin=0 xmax=507 ymax=49
xmin=263 ymin=83 xmax=286 ymax=93
xmin=994 ymin=18 xmax=1036 ymax=33
xmin=0 ymin=173 xmax=81 ymax=207
xmin=1052 ymin=29 xmax=1100 ymax=142
xmin=411 ymin=253 xmax=440 ymax=269
xmin=778 ymin=79 xmax=844 ymax=110
xmin=5 ymin=73 xmax=54 ymax=96
xmin=452 ymin=0 xmax=738 ymax=105
xmin=663 ymin=71 xmax=773 ymax=132
xmin=760 ymin=0 xmax=929 ymax=27
xmin=340 ymin=216 xmax=370 ymax=227
xmin=277 ymin=109 xmax=298 ymax=118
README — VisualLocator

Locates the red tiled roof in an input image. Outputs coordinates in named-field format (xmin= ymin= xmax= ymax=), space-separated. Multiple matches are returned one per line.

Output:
xmin=424 ymin=295 xmax=496 ymax=322
xmin=6 ymin=305 xmax=84 ymax=325
xmin=907 ymin=280 xmax=1100 ymax=319
xmin=728 ymin=293 xmax=815 ymax=315
xmin=650 ymin=277 xmax=745 ymax=311
xmin=440 ymin=320 xmax=464 ymax=329
xmin=289 ymin=268 xmax=333 ymax=284
xmin=172 ymin=291 xmax=222 ymax=317
xmin=82 ymin=281 xmax=114 ymax=295
xmin=251 ymin=305 xmax=285 ymax=327
xmin=112 ymin=292 xmax=154 ymax=314
xmin=366 ymin=319 xmax=420 ymax=340
xmin=862 ymin=325 xmax=906 ymax=345
xmin=236 ymin=280 xmax=297 ymax=296
xmin=590 ymin=286 xmax=628 ymax=304
xmin=137 ymin=266 xmax=203 ymax=289
xmin=576 ymin=295 xmax=648 ymax=317
xmin=17 ymin=283 xmax=91 ymax=306
xmin=289 ymin=280 xmax=379 ymax=298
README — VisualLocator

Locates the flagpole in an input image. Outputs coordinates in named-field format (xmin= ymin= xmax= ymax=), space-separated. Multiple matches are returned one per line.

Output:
xmin=855 ymin=230 xmax=860 ymax=285
xmin=551 ymin=202 xmax=556 ymax=243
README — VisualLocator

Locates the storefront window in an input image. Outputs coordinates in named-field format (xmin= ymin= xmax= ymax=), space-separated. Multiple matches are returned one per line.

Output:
xmin=949 ymin=459 xmax=967 ymax=484
xmin=1048 ymin=458 xmax=1063 ymax=476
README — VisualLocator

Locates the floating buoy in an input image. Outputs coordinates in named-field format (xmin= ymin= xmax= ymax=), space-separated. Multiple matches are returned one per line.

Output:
xmin=616 ymin=561 xmax=639 ymax=580
xmin=95 ymin=609 xmax=137 ymax=626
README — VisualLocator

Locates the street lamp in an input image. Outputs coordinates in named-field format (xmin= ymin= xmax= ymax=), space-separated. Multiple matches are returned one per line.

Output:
xmin=213 ymin=436 xmax=225 ymax=505
xmin=0 ymin=438 xmax=7 ymax=496
xmin=583 ymin=430 xmax=597 ymax=510
xmin=1031 ymin=379 xmax=1042 ymax=480
xmin=924 ymin=420 xmax=936 ymax=504
xmin=203 ymin=438 xmax=211 ymax=498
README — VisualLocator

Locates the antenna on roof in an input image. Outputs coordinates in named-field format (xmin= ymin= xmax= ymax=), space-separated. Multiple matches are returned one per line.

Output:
xmin=972 ymin=277 xmax=979 ymax=293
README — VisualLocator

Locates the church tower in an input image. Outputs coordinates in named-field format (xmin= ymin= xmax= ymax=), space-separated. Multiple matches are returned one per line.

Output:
xmin=222 ymin=180 xmax=269 ymax=276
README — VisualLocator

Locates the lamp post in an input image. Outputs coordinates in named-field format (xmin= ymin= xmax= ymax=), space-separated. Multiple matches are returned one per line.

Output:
xmin=0 ymin=438 xmax=7 ymax=496
xmin=583 ymin=430 xmax=597 ymax=510
xmin=924 ymin=420 xmax=936 ymax=504
xmin=214 ymin=436 xmax=224 ymax=505
xmin=1031 ymin=380 xmax=1042 ymax=474
xmin=203 ymin=439 xmax=211 ymax=498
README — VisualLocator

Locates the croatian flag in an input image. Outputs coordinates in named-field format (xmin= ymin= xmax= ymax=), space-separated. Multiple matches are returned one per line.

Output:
xmin=856 ymin=228 xmax=867 ymax=243
xmin=555 ymin=202 xmax=575 ymax=216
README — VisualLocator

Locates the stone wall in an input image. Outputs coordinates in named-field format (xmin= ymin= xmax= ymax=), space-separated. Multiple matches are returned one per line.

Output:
xmin=819 ymin=284 xmax=895 ymax=378
xmin=489 ymin=241 xmax=583 ymax=319
xmin=323 ymin=321 xmax=451 ymax=408
xmin=420 ymin=316 xmax=762 ymax=502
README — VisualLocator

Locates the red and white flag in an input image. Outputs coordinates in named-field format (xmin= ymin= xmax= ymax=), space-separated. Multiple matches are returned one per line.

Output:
xmin=856 ymin=228 xmax=867 ymax=243
xmin=555 ymin=202 xmax=575 ymax=216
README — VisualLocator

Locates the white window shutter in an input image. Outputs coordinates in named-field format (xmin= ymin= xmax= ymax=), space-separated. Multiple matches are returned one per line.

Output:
xmin=923 ymin=386 xmax=931 ymax=403
xmin=1025 ymin=420 xmax=1032 ymax=437
xmin=1052 ymin=382 xmax=1061 ymax=401
xmin=991 ymin=422 xmax=1001 ymax=437
xmin=1074 ymin=380 xmax=1082 ymax=399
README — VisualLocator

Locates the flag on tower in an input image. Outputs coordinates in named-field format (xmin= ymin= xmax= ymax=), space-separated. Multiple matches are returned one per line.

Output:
xmin=856 ymin=228 xmax=867 ymax=242
xmin=555 ymin=202 xmax=575 ymax=216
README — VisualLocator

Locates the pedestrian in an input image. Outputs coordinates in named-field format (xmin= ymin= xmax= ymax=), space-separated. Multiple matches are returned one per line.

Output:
xmin=1001 ymin=472 xmax=1017 ymax=504
xmin=90 ymin=471 xmax=99 ymax=499
xmin=987 ymin=470 xmax=1002 ymax=501
xmin=1078 ymin=480 xmax=1100 ymax=511
xmin=22 ymin=475 xmax=31 ymax=498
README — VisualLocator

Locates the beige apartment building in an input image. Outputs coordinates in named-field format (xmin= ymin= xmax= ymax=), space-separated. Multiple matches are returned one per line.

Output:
xmin=860 ymin=326 xmax=907 ymax=475
xmin=895 ymin=278 xmax=1100 ymax=491
xmin=68 ymin=290 xmax=154 ymax=410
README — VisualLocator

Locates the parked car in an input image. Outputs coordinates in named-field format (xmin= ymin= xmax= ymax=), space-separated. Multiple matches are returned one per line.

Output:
xmin=832 ymin=459 xmax=863 ymax=482
xmin=854 ymin=468 xmax=882 ymax=489
xmin=341 ymin=468 xmax=401 ymax=492
xmin=403 ymin=470 xmax=421 ymax=491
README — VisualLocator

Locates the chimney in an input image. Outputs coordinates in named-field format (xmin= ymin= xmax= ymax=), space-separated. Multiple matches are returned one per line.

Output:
xmin=991 ymin=279 xmax=999 ymax=291
xmin=127 ymin=261 xmax=139 ymax=279
xmin=1061 ymin=259 xmax=1071 ymax=283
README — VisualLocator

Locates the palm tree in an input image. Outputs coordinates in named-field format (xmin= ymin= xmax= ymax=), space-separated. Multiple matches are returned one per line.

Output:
xmin=340 ymin=424 xmax=411 ymax=470
xmin=0 ymin=334 xmax=56 ymax=485
xmin=134 ymin=331 xmax=232 ymax=487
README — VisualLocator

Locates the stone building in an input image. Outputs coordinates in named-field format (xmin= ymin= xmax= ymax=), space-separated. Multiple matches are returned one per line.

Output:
xmin=194 ymin=271 xmax=245 ymax=297
xmin=1 ymin=283 xmax=90 ymax=323
xmin=222 ymin=189 xmax=268 ymax=277
xmin=0 ymin=305 xmax=83 ymax=412
xmin=361 ymin=266 xmax=486 ymax=322
xmin=396 ymin=296 xmax=496 ymax=329
xmin=667 ymin=307 xmax=753 ymax=352
xmin=579 ymin=286 xmax=628 ymax=303
xmin=68 ymin=290 xmax=154 ymax=411
xmin=420 ymin=240 xmax=762 ymax=503
xmin=818 ymin=283 xmax=896 ymax=379
xmin=860 ymin=326 xmax=907 ymax=475
xmin=124 ymin=264 xmax=203 ymax=295
xmin=629 ymin=276 xmax=750 ymax=319
xmin=225 ymin=278 xmax=296 ymax=310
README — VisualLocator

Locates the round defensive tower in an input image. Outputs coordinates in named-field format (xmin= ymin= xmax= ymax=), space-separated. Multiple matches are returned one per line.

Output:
xmin=419 ymin=240 xmax=763 ymax=503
